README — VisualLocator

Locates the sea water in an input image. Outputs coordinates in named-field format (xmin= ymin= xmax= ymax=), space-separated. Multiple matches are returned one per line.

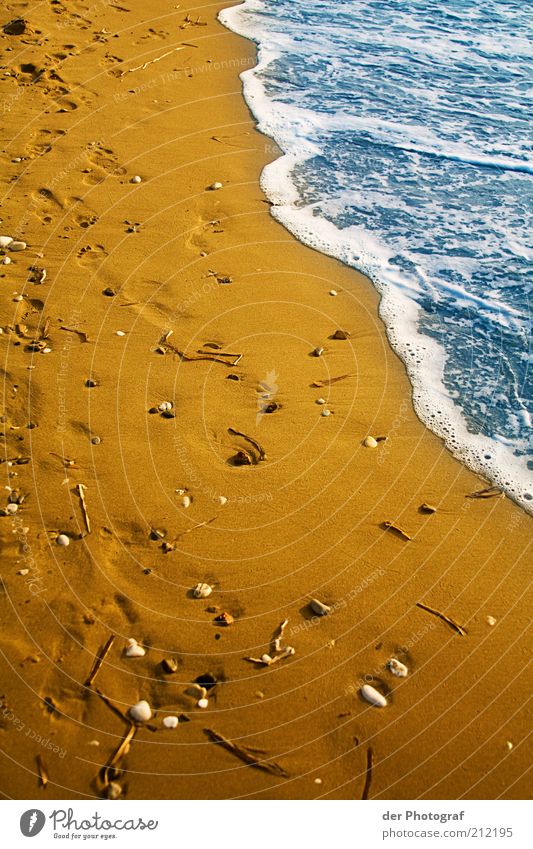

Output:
xmin=220 ymin=0 xmax=532 ymax=512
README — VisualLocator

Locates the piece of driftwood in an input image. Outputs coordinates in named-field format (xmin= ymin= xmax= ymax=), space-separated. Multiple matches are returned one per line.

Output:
xmin=85 ymin=635 xmax=115 ymax=687
xmin=228 ymin=427 xmax=266 ymax=461
xmin=416 ymin=602 xmax=467 ymax=636
xmin=382 ymin=520 xmax=412 ymax=541
xmin=77 ymin=483 xmax=91 ymax=534
xmin=466 ymin=486 xmax=503 ymax=500
xmin=60 ymin=325 xmax=90 ymax=343
xmin=361 ymin=746 xmax=373 ymax=800
xmin=121 ymin=46 xmax=185 ymax=74
xmin=100 ymin=722 xmax=137 ymax=789
xmin=204 ymin=728 xmax=289 ymax=777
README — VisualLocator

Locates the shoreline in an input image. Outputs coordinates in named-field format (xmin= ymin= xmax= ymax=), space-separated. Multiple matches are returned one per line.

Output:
xmin=0 ymin=0 xmax=531 ymax=800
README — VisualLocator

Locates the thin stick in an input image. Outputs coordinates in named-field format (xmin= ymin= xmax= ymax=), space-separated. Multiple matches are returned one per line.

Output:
xmin=382 ymin=520 xmax=412 ymax=541
xmin=100 ymin=722 xmax=137 ymax=789
xmin=228 ymin=427 xmax=266 ymax=461
xmin=94 ymin=688 xmax=128 ymax=723
xmin=77 ymin=483 xmax=91 ymax=534
xmin=85 ymin=635 xmax=115 ymax=687
xmin=416 ymin=602 xmax=467 ymax=636
xmin=272 ymin=618 xmax=289 ymax=653
xmin=361 ymin=746 xmax=373 ymax=800
xmin=60 ymin=326 xmax=90 ymax=343
xmin=205 ymin=728 xmax=289 ymax=777
xmin=175 ymin=516 xmax=217 ymax=539
xmin=122 ymin=46 xmax=185 ymax=74
xmin=37 ymin=754 xmax=49 ymax=788
xmin=466 ymin=486 xmax=503 ymax=500
xmin=162 ymin=339 xmax=242 ymax=366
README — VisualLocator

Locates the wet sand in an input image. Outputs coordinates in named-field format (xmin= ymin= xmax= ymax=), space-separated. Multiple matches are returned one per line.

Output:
xmin=0 ymin=0 xmax=531 ymax=800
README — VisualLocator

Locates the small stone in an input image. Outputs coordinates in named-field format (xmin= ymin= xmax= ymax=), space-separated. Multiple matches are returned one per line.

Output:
xmin=102 ymin=287 xmax=116 ymax=297
xmin=208 ymin=181 xmax=223 ymax=190
xmin=312 ymin=346 xmax=324 ymax=357
xmin=197 ymin=698 xmax=209 ymax=709
xmin=6 ymin=502 xmax=18 ymax=514
xmin=130 ymin=175 xmax=142 ymax=184
xmin=321 ymin=409 xmax=331 ymax=417
xmin=363 ymin=436 xmax=378 ymax=448
xmin=309 ymin=598 xmax=331 ymax=617
xmin=486 ymin=615 xmax=497 ymax=626
xmin=150 ymin=528 xmax=165 ymax=541
xmin=116 ymin=330 xmax=126 ymax=336
xmin=91 ymin=436 xmax=101 ymax=445
xmin=162 ymin=657 xmax=179 ymax=674
xmin=85 ymin=378 xmax=97 ymax=388
xmin=1 ymin=256 xmax=11 ymax=265
xmin=329 ymin=289 xmax=338 ymax=296
xmin=56 ymin=534 xmax=70 ymax=546
xmin=9 ymin=241 xmax=27 ymax=252
xmin=3 ymin=19 xmax=26 ymax=36
xmin=226 ymin=374 xmax=239 ymax=381
xmin=158 ymin=401 xmax=173 ymax=412
xmin=0 ymin=236 xmax=14 ymax=249
xmin=331 ymin=329 xmax=350 ymax=340
xmin=387 ymin=657 xmax=408 ymax=678
xmin=506 ymin=740 xmax=513 ymax=751
xmin=360 ymin=684 xmax=387 ymax=708
xmin=41 ymin=347 xmax=52 ymax=354
xmin=214 ymin=611 xmax=234 ymax=626
xmin=163 ymin=715 xmax=179 ymax=728
xmin=316 ymin=398 xmax=326 ymax=405
xmin=217 ymin=495 xmax=228 ymax=506
xmin=193 ymin=582 xmax=213 ymax=599
xmin=314 ymin=777 xmax=323 ymax=784
xmin=129 ymin=699 xmax=152 ymax=722
xmin=17 ymin=569 xmax=29 ymax=576
xmin=162 ymin=410 xmax=176 ymax=419
xmin=125 ymin=639 xmax=146 ymax=658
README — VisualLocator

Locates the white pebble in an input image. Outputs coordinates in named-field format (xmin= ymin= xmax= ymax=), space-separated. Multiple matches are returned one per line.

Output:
xmin=321 ymin=409 xmax=331 ymax=417
xmin=0 ymin=236 xmax=13 ymax=249
xmin=9 ymin=240 xmax=27 ymax=252
xmin=261 ymin=654 xmax=272 ymax=664
xmin=182 ymin=495 xmax=191 ymax=508
xmin=316 ymin=398 xmax=326 ymax=405
xmin=387 ymin=658 xmax=408 ymax=678
xmin=42 ymin=347 xmax=52 ymax=354
xmin=197 ymin=698 xmax=209 ymax=709
xmin=129 ymin=700 xmax=152 ymax=722
xmin=310 ymin=598 xmax=331 ymax=616
xmin=125 ymin=639 xmax=146 ymax=658
xmin=158 ymin=401 xmax=173 ymax=412
xmin=486 ymin=615 xmax=497 ymax=626
xmin=363 ymin=435 xmax=378 ymax=448
xmin=6 ymin=502 xmax=18 ymax=514
xmin=130 ymin=175 xmax=142 ymax=184
xmin=360 ymin=684 xmax=388 ymax=708
xmin=56 ymin=534 xmax=70 ymax=546
xmin=18 ymin=569 xmax=29 ymax=576
xmin=115 ymin=330 xmax=126 ymax=337
xmin=329 ymin=289 xmax=338 ymax=296
xmin=163 ymin=715 xmax=179 ymax=728
xmin=208 ymin=181 xmax=223 ymax=190
xmin=217 ymin=495 xmax=228 ymax=506
xmin=2 ymin=256 xmax=11 ymax=265
xmin=192 ymin=582 xmax=212 ymax=599
xmin=506 ymin=740 xmax=513 ymax=751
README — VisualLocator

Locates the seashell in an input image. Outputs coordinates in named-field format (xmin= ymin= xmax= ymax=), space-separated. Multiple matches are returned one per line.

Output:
xmin=208 ymin=181 xmax=223 ymax=190
xmin=217 ymin=495 xmax=228 ymax=506
xmin=158 ymin=401 xmax=173 ymax=412
xmin=6 ymin=502 xmax=18 ymax=514
xmin=363 ymin=435 xmax=378 ymax=448
xmin=163 ymin=715 xmax=179 ymax=728
xmin=0 ymin=236 xmax=13 ymax=249
xmin=316 ymin=398 xmax=326 ymax=405
xmin=1 ymin=256 xmax=11 ymax=264
xmin=387 ymin=658 xmax=408 ymax=678
xmin=130 ymin=175 xmax=142 ymax=184
xmin=56 ymin=533 xmax=70 ymax=546
xmin=193 ymin=582 xmax=212 ymax=599
xmin=9 ymin=240 xmax=27 ymax=251
xmin=360 ymin=684 xmax=387 ymax=707
xmin=309 ymin=598 xmax=332 ymax=617
xmin=181 ymin=495 xmax=191 ymax=508
xmin=329 ymin=289 xmax=338 ymax=296
xmin=125 ymin=639 xmax=146 ymax=658
xmin=197 ymin=698 xmax=209 ymax=709
xmin=321 ymin=409 xmax=331 ymax=417
xmin=129 ymin=700 xmax=152 ymax=722
xmin=312 ymin=346 xmax=324 ymax=357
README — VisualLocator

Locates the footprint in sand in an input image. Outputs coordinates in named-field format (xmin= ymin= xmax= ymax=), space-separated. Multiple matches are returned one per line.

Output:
xmin=25 ymin=127 xmax=66 ymax=158
xmin=84 ymin=142 xmax=126 ymax=183
xmin=77 ymin=244 xmax=109 ymax=267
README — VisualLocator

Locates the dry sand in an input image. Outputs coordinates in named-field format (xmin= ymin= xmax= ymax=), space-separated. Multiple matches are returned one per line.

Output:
xmin=0 ymin=0 xmax=530 ymax=800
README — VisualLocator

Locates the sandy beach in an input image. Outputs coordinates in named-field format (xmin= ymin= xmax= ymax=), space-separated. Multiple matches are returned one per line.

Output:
xmin=0 ymin=0 xmax=531 ymax=800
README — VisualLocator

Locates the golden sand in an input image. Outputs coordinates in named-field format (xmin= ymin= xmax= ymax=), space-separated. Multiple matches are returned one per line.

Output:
xmin=0 ymin=0 xmax=530 ymax=799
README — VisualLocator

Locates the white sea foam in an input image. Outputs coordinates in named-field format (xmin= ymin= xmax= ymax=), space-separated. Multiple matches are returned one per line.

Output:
xmin=220 ymin=0 xmax=533 ymax=512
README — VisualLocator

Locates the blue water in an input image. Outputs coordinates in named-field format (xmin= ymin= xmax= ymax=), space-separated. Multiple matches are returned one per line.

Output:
xmin=221 ymin=0 xmax=533 ymax=510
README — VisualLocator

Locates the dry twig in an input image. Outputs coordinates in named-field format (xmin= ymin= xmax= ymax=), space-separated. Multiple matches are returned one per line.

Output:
xmin=382 ymin=520 xmax=412 ymax=541
xmin=85 ymin=636 xmax=115 ymax=687
xmin=77 ymin=483 xmax=91 ymax=534
xmin=205 ymin=728 xmax=289 ymax=777
xmin=416 ymin=602 xmax=467 ymax=636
